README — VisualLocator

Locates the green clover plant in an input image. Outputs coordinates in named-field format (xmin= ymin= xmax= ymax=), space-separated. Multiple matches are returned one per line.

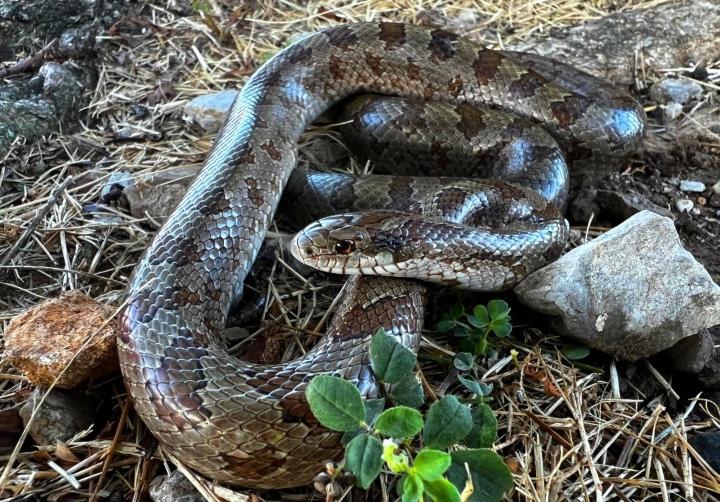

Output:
xmin=305 ymin=322 xmax=513 ymax=502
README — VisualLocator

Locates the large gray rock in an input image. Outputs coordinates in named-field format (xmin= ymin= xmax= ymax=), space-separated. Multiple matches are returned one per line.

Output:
xmin=515 ymin=211 xmax=720 ymax=362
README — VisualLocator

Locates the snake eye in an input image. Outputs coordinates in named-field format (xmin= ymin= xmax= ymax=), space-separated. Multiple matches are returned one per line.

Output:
xmin=335 ymin=239 xmax=356 ymax=255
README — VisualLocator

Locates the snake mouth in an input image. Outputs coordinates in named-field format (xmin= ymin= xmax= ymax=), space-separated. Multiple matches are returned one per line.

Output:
xmin=290 ymin=232 xmax=320 ymax=262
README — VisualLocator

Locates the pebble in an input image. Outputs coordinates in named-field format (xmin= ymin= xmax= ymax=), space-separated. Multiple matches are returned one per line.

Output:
xmin=664 ymin=102 xmax=683 ymax=121
xmin=711 ymin=181 xmax=720 ymax=194
xmin=650 ymin=77 xmax=704 ymax=105
xmin=710 ymin=193 xmax=720 ymax=208
xmin=679 ymin=180 xmax=706 ymax=192
xmin=676 ymin=199 xmax=693 ymax=213
xmin=184 ymin=90 xmax=239 ymax=133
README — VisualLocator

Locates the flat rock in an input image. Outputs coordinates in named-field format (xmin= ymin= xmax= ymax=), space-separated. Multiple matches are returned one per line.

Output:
xmin=507 ymin=0 xmax=719 ymax=86
xmin=124 ymin=184 xmax=187 ymax=228
xmin=183 ymin=89 xmax=238 ymax=133
xmin=514 ymin=211 xmax=720 ymax=362
xmin=5 ymin=292 xmax=119 ymax=388
xmin=19 ymin=387 xmax=98 ymax=445
xmin=679 ymin=180 xmax=706 ymax=193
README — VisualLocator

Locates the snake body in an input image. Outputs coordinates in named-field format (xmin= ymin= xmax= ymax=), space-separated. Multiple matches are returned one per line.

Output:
xmin=117 ymin=22 xmax=645 ymax=488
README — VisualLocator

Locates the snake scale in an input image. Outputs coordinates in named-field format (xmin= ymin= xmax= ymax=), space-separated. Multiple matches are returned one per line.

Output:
xmin=117 ymin=22 xmax=645 ymax=488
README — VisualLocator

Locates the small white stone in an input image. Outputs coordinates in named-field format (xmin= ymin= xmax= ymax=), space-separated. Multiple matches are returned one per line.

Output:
xmin=711 ymin=181 xmax=720 ymax=194
xmin=680 ymin=180 xmax=706 ymax=192
xmin=676 ymin=199 xmax=694 ymax=213
xmin=664 ymin=102 xmax=684 ymax=120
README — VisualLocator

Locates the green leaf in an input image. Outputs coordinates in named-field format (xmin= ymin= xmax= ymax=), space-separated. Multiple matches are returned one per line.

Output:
xmin=473 ymin=305 xmax=489 ymax=324
xmin=341 ymin=428 xmax=364 ymax=446
xmin=466 ymin=314 xmax=489 ymax=329
xmin=465 ymin=404 xmax=498 ymax=449
xmin=424 ymin=477 xmax=462 ymax=502
xmin=487 ymin=300 xmax=510 ymax=320
xmin=364 ymin=398 xmax=385 ymax=426
xmin=454 ymin=352 xmax=474 ymax=371
xmin=489 ymin=319 xmax=512 ymax=338
xmin=449 ymin=304 xmax=464 ymax=320
xmin=454 ymin=325 xmax=469 ymax=337
xmin=561 ymin=343 xmax=590 ymax=360
xmin=457 ymin=375 xmax=492 ymax=397
xmin=370 ymin=328 xmax=417 ymax=384
xmin=401 ymin=472 xmax=423 ymax=502
xmin=476 ymin=338 xmax=488 ymax=356
xmin=413 ymin=450 xmax=451 ymax=481
xmin=345 ymin=433 xmax=384 ymax=489
xmin=391 ymin=372 xmax=425 ymax=408
xmin=423 ymin=396 xmax=473 ymax=449
xmin=436 ymin=319 xmax=456 ymax=333
xmin=306 ymin=375 xmax=365 ymax=431
xmin=459 ymin=338 xmax=477 ymax=354
xmin=446 ymin=450 xmax=513 ymax=502
xmin=375 ymin=407 xmax=423 ymax=438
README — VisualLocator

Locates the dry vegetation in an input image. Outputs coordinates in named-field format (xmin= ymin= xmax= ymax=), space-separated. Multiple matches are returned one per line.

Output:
xmin=1 ymin=0 xmax=719 ymax=501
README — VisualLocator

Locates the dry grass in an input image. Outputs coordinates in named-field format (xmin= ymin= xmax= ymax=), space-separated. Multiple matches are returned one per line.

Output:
xmin=1 ymin=0 xmax=719 ymax=500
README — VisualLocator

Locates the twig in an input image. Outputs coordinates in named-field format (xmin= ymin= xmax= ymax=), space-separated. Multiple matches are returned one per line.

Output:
xmin=0 ymin=176 xmax=73 ymax=269
xmin=90 ymin=398 xmax=133 ymax=501
xmin=0 ymin=39 xmax=58 ymax=79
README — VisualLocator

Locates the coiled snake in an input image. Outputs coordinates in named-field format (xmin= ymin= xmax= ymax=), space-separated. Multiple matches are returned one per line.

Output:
xmin=117 ymin=22 xmax=645 ymax=488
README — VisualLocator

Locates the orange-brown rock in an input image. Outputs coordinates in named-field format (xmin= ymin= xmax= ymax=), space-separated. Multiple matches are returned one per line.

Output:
xmin=5 ymin=292 xmax=119 ymax=388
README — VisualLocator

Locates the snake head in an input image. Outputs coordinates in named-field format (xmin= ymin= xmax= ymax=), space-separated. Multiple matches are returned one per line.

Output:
xmin=291 ymin=212 xmax=408 ymax=274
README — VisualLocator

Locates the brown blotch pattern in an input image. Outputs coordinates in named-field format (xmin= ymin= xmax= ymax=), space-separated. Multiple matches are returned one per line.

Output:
xmin=325 ymin=24 xmax=359 ymax=49
xmin=198 ymin=186 xmax=231 ymax=216
xmin=405 ymin=58 xmax=422 ymax=81
xmin=260 ymin=140 xmax=283 ymax=161
xmin=430 ymin=140 xmax=451 ymax=169
xmin=435 ymin=186 xmax=469 ymax=214
xmin=507 ymin=71 xmax=548 ymax=100
xmin=283 ymin=44 xmax=313 ymax=65
xmin=328 ymin=55 xmax=346 ymax=81
xmin=472 ymin=50 xmax=505 ymax=86
xmin=245 ymin=178 xmax=265 ymax=207
xmin=543 ymin=239 xmax=566 ymax=262
xmin=447 ymin=75 xmax=465 ymax=98
xmin=364 ymin=50 xmax=385 ymax=77
xmin=455 ymin=102 xmax=487 ymax=140
xmin=550 ymin=100 xmax=582 ymax=128
xmin=378 ymin=22 xmax=406 ymax=50
xmin=387 ymin=176 xmax=420 ymax=209
xmin=237 ymin=147 xmax=255 ymax=165
xmin=280 ymin=394 xmax=317 ymax=424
